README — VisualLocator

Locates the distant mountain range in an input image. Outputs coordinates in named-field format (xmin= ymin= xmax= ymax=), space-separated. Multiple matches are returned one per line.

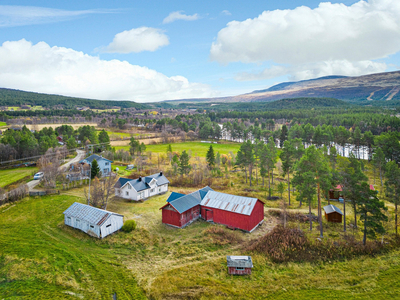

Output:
xmin=167 ymin=70 xmax=400 ymax=104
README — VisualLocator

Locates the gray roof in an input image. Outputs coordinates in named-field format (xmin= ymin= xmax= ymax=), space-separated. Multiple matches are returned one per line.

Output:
xmin=167 ymin=186 xmax=214 ymax=214
xmin=323 ymin=204 xmax=343 ymax=215
xmin=80 ymin=154 xmax=113 ymax=164
xmin=63 ymin=202 xmax=123 ymax=226
xmin=201 ymin=191 xmax=258 ymax=216
xmin=115 ymin=172 xmax=169 ymax=192
xmin=227 ymin=256 xmax=253 ymax=268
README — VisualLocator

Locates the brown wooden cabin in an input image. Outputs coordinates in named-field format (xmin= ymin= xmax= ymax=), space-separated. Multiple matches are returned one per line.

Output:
xmin=227 ymin=256 xmax=253 ymax=275
xmin=323 ymin=204 xmax=343 ymax=223
xmin=330 ymin=184 xmax=375 ymax=201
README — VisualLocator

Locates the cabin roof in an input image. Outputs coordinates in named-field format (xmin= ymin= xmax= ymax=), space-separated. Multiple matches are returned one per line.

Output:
xmin=63 ymin=202 xmax=123 ymax=226
xmin=323 ymin=204 xmax=343 ymax=215
xmin=227 ymin=256 xmax=253 ymax=268
xmin=114 ymin=172 xmax=169 ymax=191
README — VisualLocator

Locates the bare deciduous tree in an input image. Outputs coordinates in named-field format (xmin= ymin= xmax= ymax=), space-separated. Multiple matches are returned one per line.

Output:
xmin=84 ymin=175 xmax=117 ymax=209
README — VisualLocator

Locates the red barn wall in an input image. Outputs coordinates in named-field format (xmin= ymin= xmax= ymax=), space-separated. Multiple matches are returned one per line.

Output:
xmin=162 ymin=205 xmax=181 ymax=227
xmin=179 ymin=205 xmax=201 ymax=227
xmin=228 ymin=267 xmax=252 ymax=275
xmin=248 ymin=200 xmax=265 ymax=232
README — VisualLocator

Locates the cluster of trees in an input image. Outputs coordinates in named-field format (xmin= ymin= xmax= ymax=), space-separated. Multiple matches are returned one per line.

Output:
xmin=0 ymin=125 xmax=111 ymax=161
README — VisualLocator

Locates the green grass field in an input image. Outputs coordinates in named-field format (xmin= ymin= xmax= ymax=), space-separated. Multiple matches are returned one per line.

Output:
xmin=0 ymin=122 xmax=6 ymax=127
xmin=116 ymin=141 xmax=241 ymax=158
xmin=0 ymin=167 xmax=38 ymax=188
xmin=1 ymin=192 xmax=400 ymax=299
xmin=0 ymin=195 xmax=146 ymax=299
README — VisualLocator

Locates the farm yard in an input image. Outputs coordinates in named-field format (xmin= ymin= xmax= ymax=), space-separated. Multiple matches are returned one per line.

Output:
xmin=1 ymin=186 xmax=400 ymax=299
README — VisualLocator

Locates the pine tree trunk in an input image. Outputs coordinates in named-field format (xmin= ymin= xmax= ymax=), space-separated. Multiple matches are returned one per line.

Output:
xmin=249 ymin=165 xmax=252 ymax=187
xmin=287 ymin=172 xmax=291 ymax=206
xmin=380 ymin=168 xmax=383 ymax=187
xmin=353 ymin=204 xmax=357 ymax=229
xmin=396 ymin=202 xmax=398 ymax=236
xmin=268 ymin=171 xmax=271 ymax=198
xmin=363 ymin=213 xmax=367 ymax=245
xmin=343 ymin=199 xmax=346 ymax=232
xmin=309 ymin=200 xmax=312 ymax=231
xmin=318 ymin=182 xmax=323 ymax=238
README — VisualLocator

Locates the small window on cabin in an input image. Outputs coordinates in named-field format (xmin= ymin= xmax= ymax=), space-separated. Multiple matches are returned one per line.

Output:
xmin=126 ymin=191 xmax=129 ymax=196
xmin=67 ymin=217 xmax=71 ymax=220
xmin=106 ymin=224 xmax=111 ymax=228
xmin=105 ymin=162 xmax=109 ymax=166
xmin=236 ymin=267 xmax=244 ymax=270
xmin=76 ymin=219 xmax=80 ymax=222
xmin=90 ymin=225 xmax=94 ymax=228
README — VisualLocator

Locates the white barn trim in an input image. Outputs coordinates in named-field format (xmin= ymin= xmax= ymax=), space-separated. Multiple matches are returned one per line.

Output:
xmin=63 ymin=202 xmax=123 ymax=238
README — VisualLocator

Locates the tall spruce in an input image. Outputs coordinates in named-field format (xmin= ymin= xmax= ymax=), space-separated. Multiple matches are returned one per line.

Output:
xmin=206 ymin=145 xmax=215 ymax=169
xmin=385 ymin=161 xmax=400 ymax=236
xmin=178 ymin=150 xmax=191 ymax=176
xmin=292 ymin=145 xmax=331 ymax=236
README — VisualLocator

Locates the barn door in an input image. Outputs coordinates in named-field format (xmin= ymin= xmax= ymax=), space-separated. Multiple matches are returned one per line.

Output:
xmin=206 ymin=210 xmax=213 ymax=221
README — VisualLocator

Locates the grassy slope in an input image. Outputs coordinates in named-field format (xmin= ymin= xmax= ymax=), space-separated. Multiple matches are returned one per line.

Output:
xmin=116 ymin=141 xmax=241 ymax=158
xmin=0 ymin=122 xmax=6 ymax=127
xmin=0 ymin=167 xmax=38 ymax=188
xmin=0 ymin=195 xmax=146 ymax=299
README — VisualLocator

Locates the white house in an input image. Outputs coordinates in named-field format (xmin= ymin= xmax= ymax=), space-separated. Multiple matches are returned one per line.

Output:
xmin=63 ymin=202 xmax=123 ymax=238
xmin=79 ymin=154 xmax=113 ymax=176
xmin=114 ymin=172 xmax=169 ymax=201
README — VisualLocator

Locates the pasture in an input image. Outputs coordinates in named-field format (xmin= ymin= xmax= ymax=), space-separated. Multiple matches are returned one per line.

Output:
xmin=0 ymin=166 xmax=38 ymax=189
xmin=1 ymin=190 xmax=400 ymax=299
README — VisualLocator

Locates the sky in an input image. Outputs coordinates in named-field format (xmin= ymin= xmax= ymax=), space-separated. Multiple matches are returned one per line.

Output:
xmin=0 ymin=0 xmax=399 ymax=103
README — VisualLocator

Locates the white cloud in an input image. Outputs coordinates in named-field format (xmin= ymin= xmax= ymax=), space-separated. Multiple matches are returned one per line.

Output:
xmin=236 ymin=60 xmax=387 ymax=81
xmin=0 ymin=5 xmax=112 ymax=27
xmin=221 ymin=10 xmax=231 ymax=16
xmin=163 ymin=11 xmax=199 ymax=24
xmin=211 ymin=0 xmax=399 ymax=80
xmin=0 ymin=39 xmax=217 ymax=102
xmin=104 ymin=27 xmax=169 ymax=54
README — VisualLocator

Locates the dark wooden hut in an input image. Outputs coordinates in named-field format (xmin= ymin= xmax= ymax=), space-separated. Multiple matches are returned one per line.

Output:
xmin=323 ymin=204 xmax=343 ymax=223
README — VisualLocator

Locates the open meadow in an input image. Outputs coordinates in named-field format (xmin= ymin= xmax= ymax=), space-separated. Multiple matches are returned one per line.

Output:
xmin=0 ymin=166 xmax=38 ymax=189
xmin=1 ymin=187 xmax=400 ymax=299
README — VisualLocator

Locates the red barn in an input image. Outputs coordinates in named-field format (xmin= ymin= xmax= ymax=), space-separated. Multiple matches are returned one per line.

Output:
xmin=160 ymin=187 xmax=212 ymax=228
xmin=227 ymin=256 xmax=253 ymax=275
xmin=200 ymin=190 xmax=264 ymax=232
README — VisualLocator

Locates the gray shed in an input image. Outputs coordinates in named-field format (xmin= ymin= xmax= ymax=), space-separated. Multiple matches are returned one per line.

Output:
xmin=227 ymin=256 xmax=253 ymax=275
xmin=63 ymin=202 xmax=123 ymax=238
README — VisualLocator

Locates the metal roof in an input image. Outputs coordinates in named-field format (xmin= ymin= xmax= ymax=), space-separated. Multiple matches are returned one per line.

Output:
xmin=167 ymin=192 xmax=185 ymax=203
xmin=201 ymin=191 xmax=258 ymax=216
xmin=79 ymin=154 xmax=113 ymax=164
xmin=323 ymin=204 xmax=343 ymax=215
xmin=166 ymin=187 xmax=213 ymax=213
xmin=114 ymin=172 xmax=169 ymax=192
xmin=227 ymin=256 xmax=253 ymax=268
xmin=63 ymin=202 xmax=123 ymax=226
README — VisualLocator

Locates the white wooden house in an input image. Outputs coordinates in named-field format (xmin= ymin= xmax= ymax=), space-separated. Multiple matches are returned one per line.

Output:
xmin=114 ymin=172 xmax=169 ymax=201
xmin=63 ymin=202 xmax=123 ymax=238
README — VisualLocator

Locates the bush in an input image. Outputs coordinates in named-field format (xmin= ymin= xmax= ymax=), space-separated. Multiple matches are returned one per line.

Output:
xmin=121 ymin=219 xmax=137 ymax=232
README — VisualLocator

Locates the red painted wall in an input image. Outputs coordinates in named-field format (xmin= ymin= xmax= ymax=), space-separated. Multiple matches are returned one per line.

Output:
xmin=228 ymin=267 xmax=252 ymax=275
xmin=162 ymin=205 xmax=181 ymax=227
xmin=202 ymin=199 xmax=264 ymax=231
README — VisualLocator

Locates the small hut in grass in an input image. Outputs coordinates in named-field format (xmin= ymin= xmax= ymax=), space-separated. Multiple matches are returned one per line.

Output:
xmin=323 ymin=204 xmax=343 ymax=223
xmin=227 ymin=256 xmax=253 ymax=275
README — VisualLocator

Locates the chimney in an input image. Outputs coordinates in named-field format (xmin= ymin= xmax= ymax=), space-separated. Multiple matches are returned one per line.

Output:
xmin=138 ymin=176 xmax=142 ymax=182
xmin=160 ymin=171 xmax=163 ymax=176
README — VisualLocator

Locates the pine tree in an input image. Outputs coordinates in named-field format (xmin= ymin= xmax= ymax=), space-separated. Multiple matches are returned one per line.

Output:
xmin=373 ymin=147 xmax=386 ymax=188
xmin=129 ymin=137 xmax=140 ymax=156
xmin=178 ymin=150 xmax=191 ymax=176
xmin=385 ymin=161 xmax=400 ymax=235
xmin=91 ymin=159 xmax=100 ymax=179
xmin=206 ymin=145 xmax=215 ymax=169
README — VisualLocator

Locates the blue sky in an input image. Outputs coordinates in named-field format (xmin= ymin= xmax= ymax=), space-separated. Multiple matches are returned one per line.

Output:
xmin=0 ymin=0 xmax=399 ymax=102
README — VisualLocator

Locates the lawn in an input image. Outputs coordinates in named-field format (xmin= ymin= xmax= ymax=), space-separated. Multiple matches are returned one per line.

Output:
xmin=0 ymin=121 xmax=6 ymax=127
xmin=2 ymin=191 xmax=400 ymax=299
xmin=0 ymin=195 xmax=146 ymax=299
xmin=0 ymin=166 xmax=38 ymax=188
xmin=115 ymin=141 xmax=241 ymax=158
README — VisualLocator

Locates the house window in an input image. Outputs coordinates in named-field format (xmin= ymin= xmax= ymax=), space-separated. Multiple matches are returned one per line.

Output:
xmin=126 ymin=191 xmax=129 ymax=196
xmin=151 ymin=188 xmax=154 ymax=193
xmin=90 ymin=225 xmax=94 ymax=228
xmin=106 ymin=224 xmax=111 ymax=228
xmin=159 ymin=188 xmax=161 ymax=192
xmin=105 ymin=162 xmax=109 ymax=166
xmin=236 ymin=267 xmax=244 ymax=270
xmin=128 ymin=185 xmax=131 ymax=189
xmin=103 ymin=168 xmax=108 ymax=174
xmin=67 ymin=217 xmax=71 ymax=220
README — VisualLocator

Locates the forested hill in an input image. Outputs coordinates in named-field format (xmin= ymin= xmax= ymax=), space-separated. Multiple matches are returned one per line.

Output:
xmin=174 ymin=97 xmax=350 ymax=111
xmin=0 ymin=88 xmax=150 ymax=109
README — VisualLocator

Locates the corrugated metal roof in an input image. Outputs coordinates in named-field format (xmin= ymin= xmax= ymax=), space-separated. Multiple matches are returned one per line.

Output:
xmin=63 ymin=202 xmax=123 ymax=226
xmin=114 ymin=172 xmax=170 ymax=192
xmin=79 ymin=154 xmax=113 ymax=164
xmin=227 ymin=256 xmax=253 ymax=268
xmin=167 ymin=192 xmax=185 ymax=203
xmin=323 ymin=204 xmax=343 ymax=215
xmin=167 ymin=187 xmax=213 ymax=213
xmin=200 ymin=191 xmax=258 ymax=216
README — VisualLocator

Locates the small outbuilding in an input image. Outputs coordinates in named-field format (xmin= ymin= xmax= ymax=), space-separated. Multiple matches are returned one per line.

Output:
xmin=227 ymin=256 xmax=253 ymax=275
xmin=63 ymin=202 xmax=123 ymax=238
xmin=323 ymin=204 xmax=343 ymax=223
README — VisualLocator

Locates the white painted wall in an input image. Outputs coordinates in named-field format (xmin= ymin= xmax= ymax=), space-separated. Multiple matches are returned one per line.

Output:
xmin=115 ymin=183 xmax=168 ymax=201
xmin=100 ymin=214 xmax=124 ymax=238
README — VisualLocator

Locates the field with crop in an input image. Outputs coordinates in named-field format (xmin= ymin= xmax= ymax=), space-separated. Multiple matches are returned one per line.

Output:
xmin=0 ymin=166 xmax=38 ymax=189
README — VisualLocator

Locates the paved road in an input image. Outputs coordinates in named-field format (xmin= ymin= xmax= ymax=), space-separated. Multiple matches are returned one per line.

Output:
xmin=28 ymin=149 xmax=86 ymax=191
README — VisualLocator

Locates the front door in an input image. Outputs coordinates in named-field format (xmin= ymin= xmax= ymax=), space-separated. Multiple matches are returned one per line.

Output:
xmin=206 ymin=210 xmax=213 ymax=221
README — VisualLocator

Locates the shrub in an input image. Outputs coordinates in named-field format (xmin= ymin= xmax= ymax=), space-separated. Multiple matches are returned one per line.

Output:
xmin=203 ymin=225 xmax=243 ymax=245
xmin=121 ymin=219 xmax=137 ymax=232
